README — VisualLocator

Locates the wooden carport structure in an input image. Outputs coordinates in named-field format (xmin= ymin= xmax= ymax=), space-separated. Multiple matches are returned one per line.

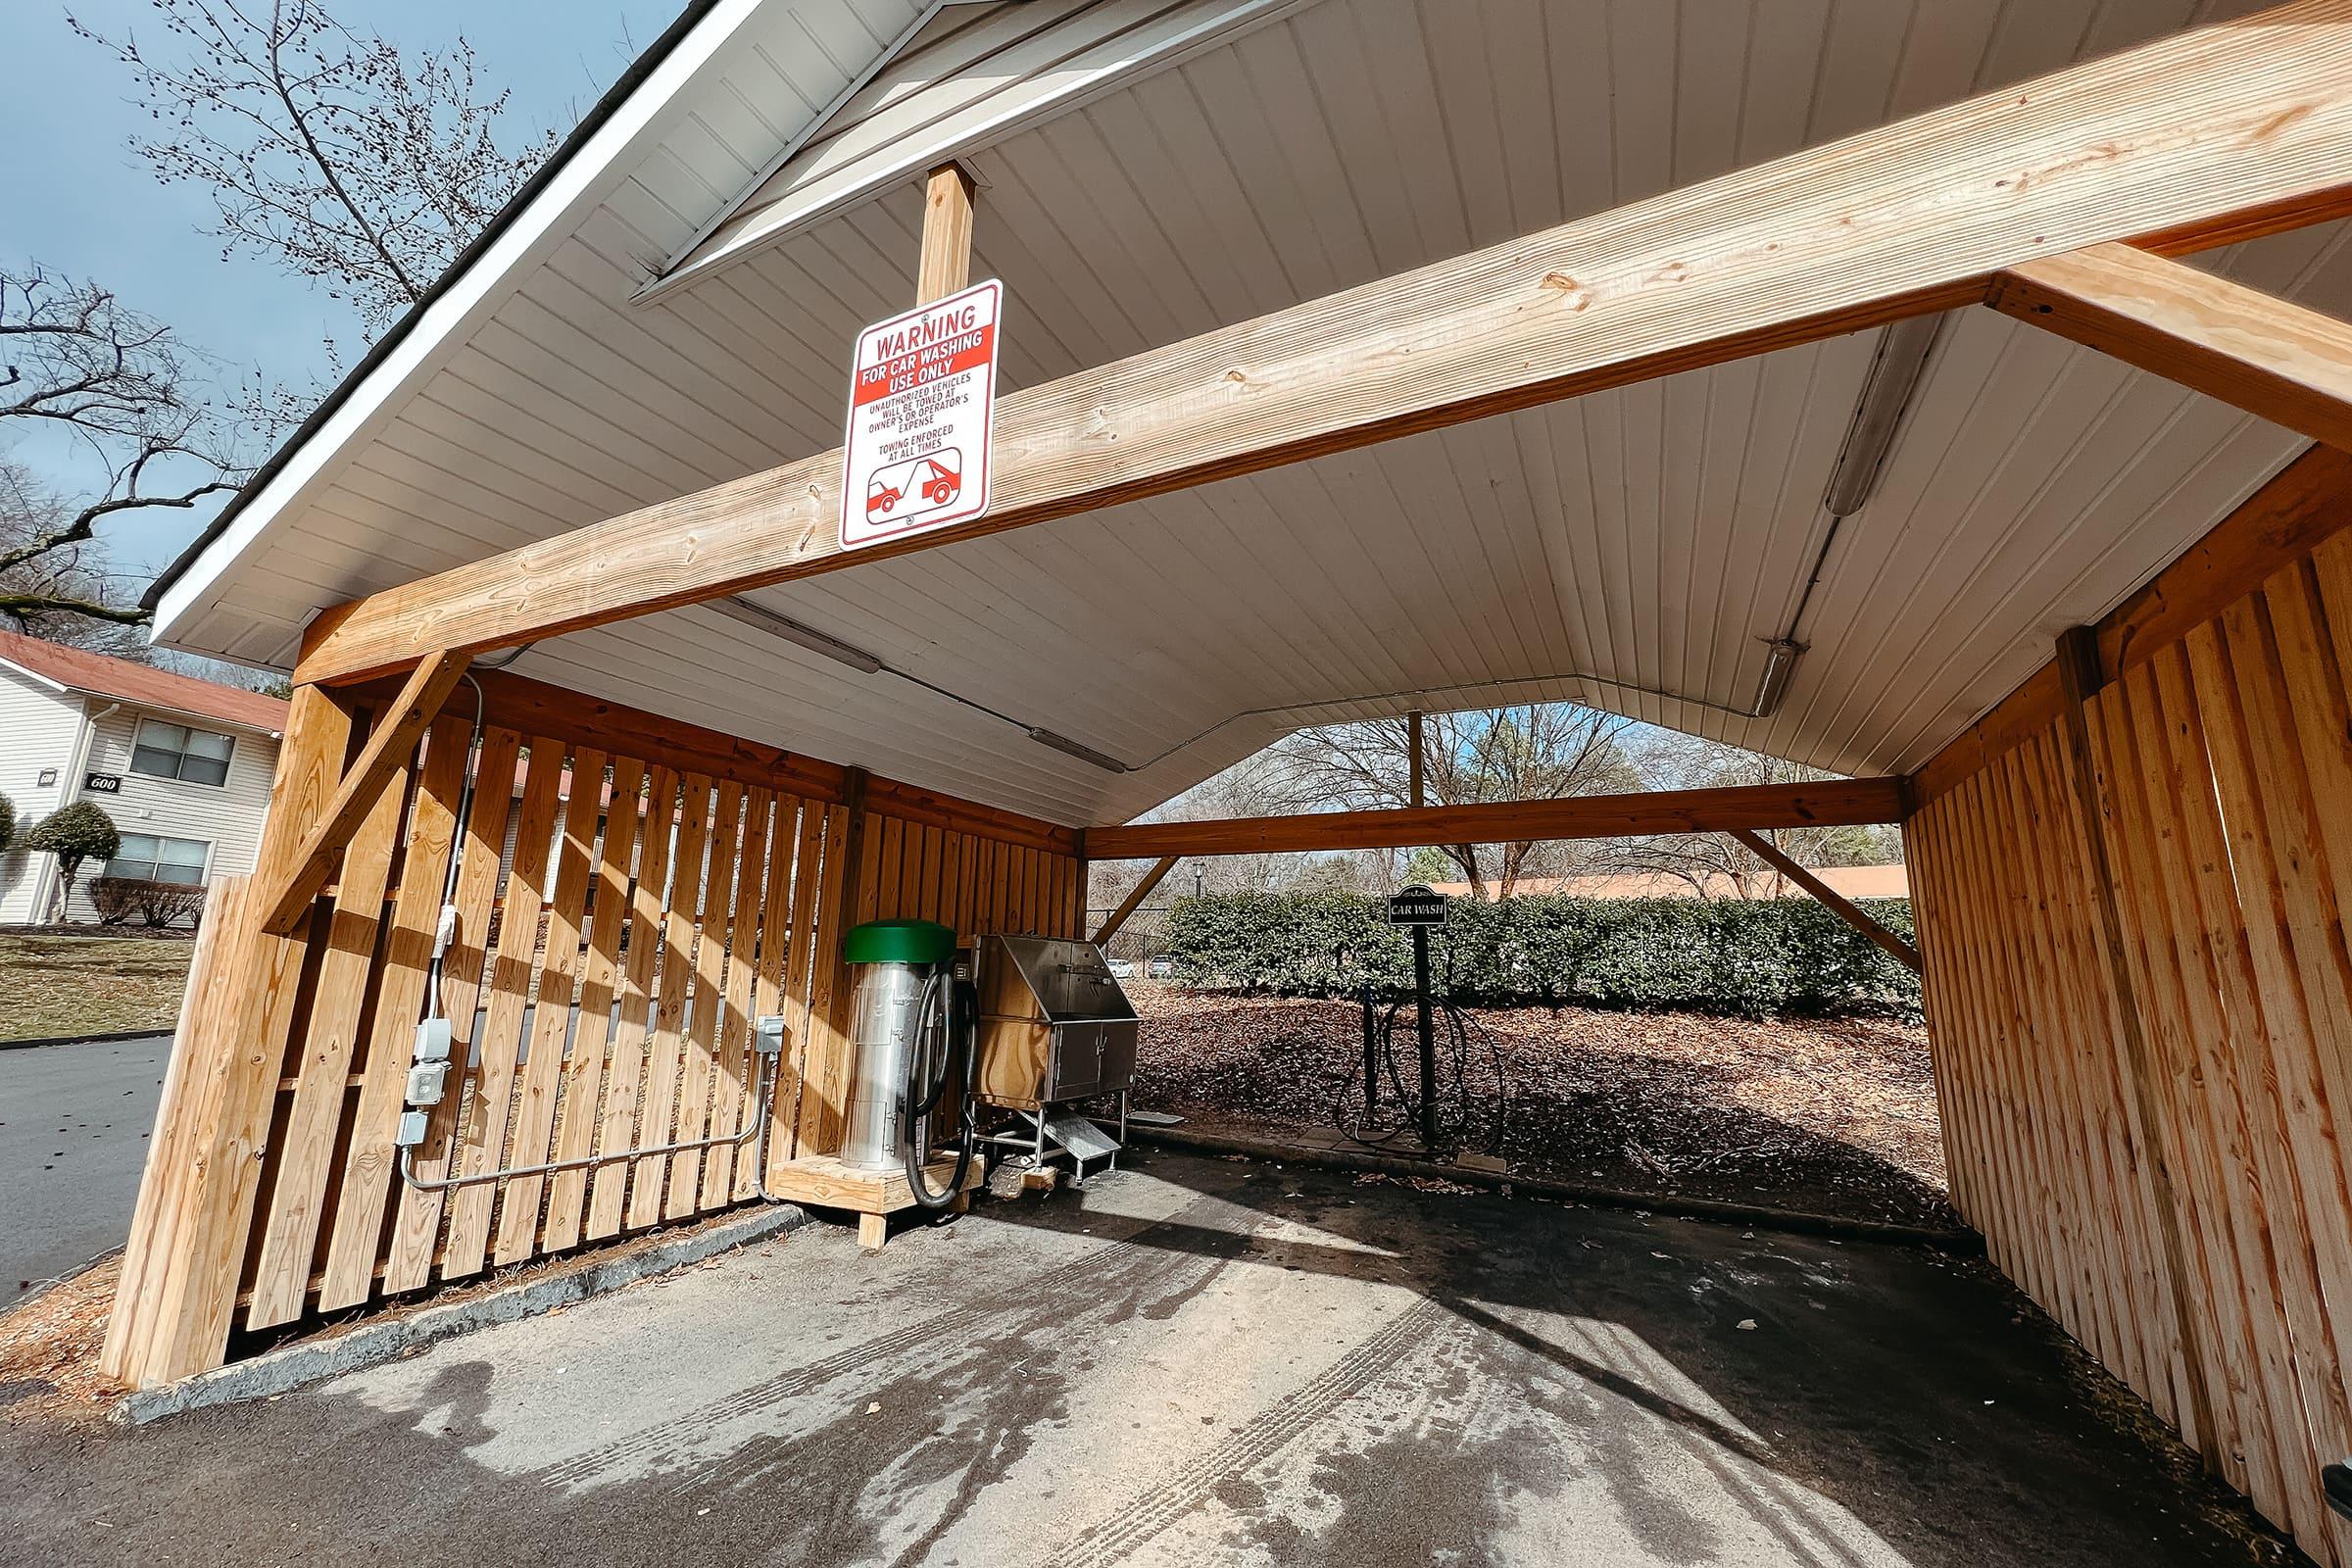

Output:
xmin=106 ymin=3 xmax=2352 ymax=1559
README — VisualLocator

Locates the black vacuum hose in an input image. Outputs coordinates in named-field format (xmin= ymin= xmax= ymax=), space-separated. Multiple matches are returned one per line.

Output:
xmin=905 ymin=971 xmax=979 ymax=1210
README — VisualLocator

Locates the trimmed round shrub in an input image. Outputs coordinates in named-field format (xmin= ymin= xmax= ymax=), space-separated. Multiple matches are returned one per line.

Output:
xmin=26 ymin=800 xmax=122 ymax=921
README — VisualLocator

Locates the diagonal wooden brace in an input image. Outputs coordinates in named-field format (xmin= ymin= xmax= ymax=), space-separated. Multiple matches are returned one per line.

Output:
xmin=1990 ymin=242 xmax=2352 ymax=453
xmin=260 ymin=650 xmax=469 ymax=934
xmin=1092 ymin=856 xmax=1178 ymax=946
xmin=1728 ymin=827 xmax=1922 ymax=974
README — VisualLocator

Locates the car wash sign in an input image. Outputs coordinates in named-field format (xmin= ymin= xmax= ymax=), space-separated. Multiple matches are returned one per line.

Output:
xmin=840 ymin=278 xmax=1003 ymax=551
xmin=1387 ymin=884 xmax=1448 ymax=926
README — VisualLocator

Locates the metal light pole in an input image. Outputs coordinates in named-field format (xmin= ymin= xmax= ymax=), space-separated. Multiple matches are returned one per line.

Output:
xmin=1407 ymin=710 xmax=1438 ymax=1151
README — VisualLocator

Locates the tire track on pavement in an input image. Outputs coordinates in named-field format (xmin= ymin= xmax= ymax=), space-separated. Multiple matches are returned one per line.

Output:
xmin=1049 ymin=1297 xmax=1451 ymax=1568
xmin=542 ymin=1194 xmax=1239 ymax=1490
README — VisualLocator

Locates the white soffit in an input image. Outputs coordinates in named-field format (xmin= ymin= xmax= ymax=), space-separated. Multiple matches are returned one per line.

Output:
xmin=643 ymin=0 xmax=1319 ymax=303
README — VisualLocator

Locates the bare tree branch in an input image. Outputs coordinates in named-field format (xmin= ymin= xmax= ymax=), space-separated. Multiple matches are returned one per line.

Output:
xmin=1260 ymin=706 xmax=1640 ymax=900
xmin=73 ymin=0 xmax=559 ymax=359
xmin=1601 ymin=736 xmax=1903 ymax=897
xmin=0 ymin=266 xmax=245 ymax=637
xmin=0 ymin=591 xmax=150 ymax=627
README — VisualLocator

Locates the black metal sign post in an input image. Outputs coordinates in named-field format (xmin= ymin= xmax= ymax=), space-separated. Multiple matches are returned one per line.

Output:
xmin=1412 ymin=923 xmax=1437 ymax=1148
xmin=1386 ymin=882 xmax=1447 ymax=1151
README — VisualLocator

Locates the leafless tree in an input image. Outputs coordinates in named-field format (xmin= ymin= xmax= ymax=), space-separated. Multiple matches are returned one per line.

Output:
xmin=1605 ymin=733 xmax=1902 ymax=898
xmin=1263 ymin=706 xmax=1638 ymax=900
xmin=74 ymin=0 xmax=559 ymax=435
xmin=1087 ymin=751 xmax=1398 ymax=955
xmin=0 ymin=267 xmax=239 ymax=635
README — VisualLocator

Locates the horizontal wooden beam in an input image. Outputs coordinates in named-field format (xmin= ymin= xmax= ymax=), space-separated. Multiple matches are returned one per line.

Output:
xmin=1991 ymin=241 xmax=2352 ymax=451
xmin=1728 ymin=827 xmax=1921 ymax=974
xmin=340 ymin=664 xmax=1084 ymax=857
xmin=1907 ymin=441 xmax=2352 ymax=808
xmin=1088 ymin=779 xmax=1905 ymax=859
xmin=261 ymin=651 xmax=467 ymax=935
xmin=295 ymin=2 xmax=2352 ymax=687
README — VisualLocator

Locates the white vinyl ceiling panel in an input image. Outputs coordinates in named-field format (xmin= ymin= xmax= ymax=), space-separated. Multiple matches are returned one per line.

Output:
xmin=161 ymin=0 xmax=2333 ymax=827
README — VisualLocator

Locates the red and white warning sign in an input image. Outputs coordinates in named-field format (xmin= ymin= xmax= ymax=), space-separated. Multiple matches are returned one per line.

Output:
xmin=840 ymin=278 xmax=1003 ymax=551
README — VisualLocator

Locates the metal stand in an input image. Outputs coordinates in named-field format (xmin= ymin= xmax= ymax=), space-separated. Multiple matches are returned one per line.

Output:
xmin=1411 ymin=923 xmax=1438 ymax=1150
xmin=1405 ymin=708 xmax=1440 ymax=1152
xmin=978 ymin=1089 xmax=1129 ymax=1186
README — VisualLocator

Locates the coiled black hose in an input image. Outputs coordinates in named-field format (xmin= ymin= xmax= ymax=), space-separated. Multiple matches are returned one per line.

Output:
xmin=905 ymin=971 xmax=980 ymax=1209
xmin=1331 ymin=984 xmax=1508 ymax=1157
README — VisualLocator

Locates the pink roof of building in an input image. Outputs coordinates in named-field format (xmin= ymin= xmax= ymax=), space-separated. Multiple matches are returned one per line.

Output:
xmin=1426 ymin=863 xmax=1910 ymax=901
xmin=0 ymin=629 xmax=289 ymax=734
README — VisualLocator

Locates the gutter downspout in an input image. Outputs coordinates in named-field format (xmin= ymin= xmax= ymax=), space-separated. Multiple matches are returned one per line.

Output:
xmin=42 ymin=699 xmax=119 ymax=922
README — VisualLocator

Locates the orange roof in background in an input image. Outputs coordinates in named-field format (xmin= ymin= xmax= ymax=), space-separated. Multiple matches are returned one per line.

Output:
xmin=1427 ymin=863 xmax=1910 ymax=901
xmin=0 ymin=629 xmax=289 ymax=733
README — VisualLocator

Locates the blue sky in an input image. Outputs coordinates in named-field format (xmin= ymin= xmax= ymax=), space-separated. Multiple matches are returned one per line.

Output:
xmin=1 ymin=0 xmax=677 ymax=579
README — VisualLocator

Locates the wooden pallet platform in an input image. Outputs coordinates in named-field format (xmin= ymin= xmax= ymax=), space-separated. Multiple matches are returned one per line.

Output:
xmin=764 ymin=1152 xmax=982 ymax=1248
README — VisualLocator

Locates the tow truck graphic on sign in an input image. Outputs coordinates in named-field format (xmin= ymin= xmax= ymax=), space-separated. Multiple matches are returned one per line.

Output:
xmin=864 ymin=448 xmax=962 ymax=523
xmin=840 ymin=278 xmax=1002 ymax=550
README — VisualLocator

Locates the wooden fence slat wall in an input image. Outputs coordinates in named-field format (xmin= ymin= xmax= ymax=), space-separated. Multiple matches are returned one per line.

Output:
xmin=1911 ymin=527 xmax=2352 ymax=1568
xmin=106 ymin=701 xmax=1083 ymax=1387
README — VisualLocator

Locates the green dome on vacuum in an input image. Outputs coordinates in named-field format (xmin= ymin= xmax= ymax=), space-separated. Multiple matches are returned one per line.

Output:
xmin=843 ymin=918 xmax=957 ymax=965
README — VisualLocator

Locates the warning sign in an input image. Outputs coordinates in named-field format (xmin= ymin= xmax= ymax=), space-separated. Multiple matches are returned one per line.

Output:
xmin=840 ymin=278 xmax=1003 ymax=550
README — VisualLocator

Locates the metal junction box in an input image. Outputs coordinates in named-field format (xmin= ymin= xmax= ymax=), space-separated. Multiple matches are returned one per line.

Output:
xmin=975 ymin=935 xmax=1139 ymax=1110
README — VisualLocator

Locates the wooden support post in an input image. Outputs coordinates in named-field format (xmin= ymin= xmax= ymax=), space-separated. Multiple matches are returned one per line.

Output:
xmin=260 ymin=650 xmax=468 ymax=934
xmin=1092 ymin=856 xmax=1177 ymax=946
xmin=103 ymin=682 xmax=357 ymax=1385
xmin=836 ymin=765 xmax=871 ymax=927
xmin=795 ymin=764 xmax=872 ymax=1161
xmin=1991 ymin=242 xmax=2352 ymax=452
xmin=1728 ymin=827 xmax=1922 ymax=974
xmin=1406 ymin=710 xmax=1426 ymax=808
xmin=2052 ymin=623 xmax=2221 ymax=1469
xmin=917 ymin=162 xmax=977 ymax=304
xmin=100 ymin=873 xmax=258 ymax=1384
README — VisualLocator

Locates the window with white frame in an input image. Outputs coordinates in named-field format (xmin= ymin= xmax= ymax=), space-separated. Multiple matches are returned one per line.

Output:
xmin=128 ymin=718 xmax=235 ymax=787
xmin=106 ymin=833 xmax=210 ymax=885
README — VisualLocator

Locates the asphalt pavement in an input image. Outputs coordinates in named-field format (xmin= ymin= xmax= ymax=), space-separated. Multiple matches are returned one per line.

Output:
xmin=0 ymin=1148 xmax=2293 ymax=1567
xmin=0 ymin=1033 xmax=172 ymax=1303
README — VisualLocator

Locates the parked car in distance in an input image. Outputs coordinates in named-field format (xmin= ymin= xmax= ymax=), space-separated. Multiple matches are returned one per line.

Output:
xmin=1106 ymin=957 xmax=1136 ymax=979
xmin=1147 ymin=956 xmax=1176 ymax=980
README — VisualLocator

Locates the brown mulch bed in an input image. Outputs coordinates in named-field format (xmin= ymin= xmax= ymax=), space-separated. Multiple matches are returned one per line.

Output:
xmin=0 ymin=1261 xmax=122 ymax=1429
xmin=1129 ymin=986 xmax=1956 ymax=1230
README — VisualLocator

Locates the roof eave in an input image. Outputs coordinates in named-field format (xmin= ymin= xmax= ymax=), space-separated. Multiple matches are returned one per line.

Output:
xmin=142 ymin=0 xmax=734 ymax=635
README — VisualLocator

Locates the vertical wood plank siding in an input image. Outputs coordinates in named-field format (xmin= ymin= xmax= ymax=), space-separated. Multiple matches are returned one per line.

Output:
xmin=107 ymin=716 xmax=1082 ymax=1381
xmin=1911 ymin=529 xmax=2352 ymax=1568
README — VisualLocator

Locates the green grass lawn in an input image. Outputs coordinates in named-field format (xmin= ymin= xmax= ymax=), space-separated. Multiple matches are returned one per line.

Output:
xmin=0 ymin=934 xmax=192 ymax=1042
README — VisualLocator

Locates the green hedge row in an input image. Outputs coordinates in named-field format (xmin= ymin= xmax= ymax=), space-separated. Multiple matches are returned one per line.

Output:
xmin=1161 ymin=890 xmax=1919 ymax=1018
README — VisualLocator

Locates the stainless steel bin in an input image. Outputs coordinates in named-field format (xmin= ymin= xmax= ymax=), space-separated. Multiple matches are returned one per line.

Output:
xmin=974 ymin=935 xmax=1138 ymax=1110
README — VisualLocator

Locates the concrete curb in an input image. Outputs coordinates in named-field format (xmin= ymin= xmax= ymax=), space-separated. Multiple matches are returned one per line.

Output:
xmin=111 ymin=1204 xmax=810 ymax=1426
xmin=0 ymin=1026 xmax=173 ymax=1053
xmin=1129 ymin=1126 xmax=1985 ymax=1253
